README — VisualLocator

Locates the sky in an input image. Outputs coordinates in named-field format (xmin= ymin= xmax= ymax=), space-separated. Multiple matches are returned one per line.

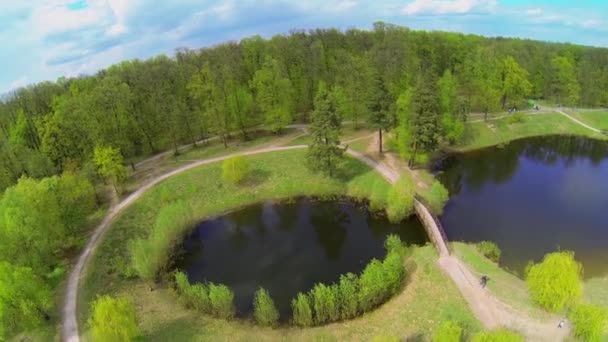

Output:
xmin=1 ymin=0 xmax=608 ymax=93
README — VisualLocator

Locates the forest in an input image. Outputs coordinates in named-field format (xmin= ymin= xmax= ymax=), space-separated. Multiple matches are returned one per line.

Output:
xmin=1 ymin=22 xmax=608 ymax=338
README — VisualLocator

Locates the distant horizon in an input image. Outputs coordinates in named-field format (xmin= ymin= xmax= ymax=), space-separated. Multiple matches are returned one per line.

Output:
xmin=2 ymin=0 xmax=608 ymax=94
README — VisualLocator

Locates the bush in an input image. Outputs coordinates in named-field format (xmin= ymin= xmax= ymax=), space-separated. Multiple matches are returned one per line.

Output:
xmin=208 ymin=283 xmax=236 ymax=319
xmin=506 ymin=112 xmax=525 ymax=124
xmin=385 ymin=234 xmax=406 ymax=257
xmin=569 ymin=303 xmax=608 ymax=342
xmin=477 ymin=241 xmax=502 ymax=263
xmin=174 ymin=271 xmax=210 ymax=312
xmin=421 ymin=180 xmax=449 ymax=215
xmin=371 ymin=336 xmax=400 ymax=342
xmin=525 ymin=251 xmax=583 ymax=311
xmin=311 ymin=283 xmax=339 ymax=324
xmin=433 ymin=321 xmax=463 ymax=342
xmin=292 ymin=292 xmax=313 ymax=327
xmin=358 ymin=259 xmax=388 ymax=312
xmin=253 ymin=287 xmax=280 ymax=327
xmin=222 ymin=155 xmax=249 ymax=183
xmin=471 ymin=329 xmax=523 ymax=342
xmin=386 ymin=177 xmax=415 ymax=223
xmin=337 ymin=273 xmax=359 ymax=319
xmin=383 ymin=250 xmax=405 ymax=295
xmin=88 ymin=296 xmax=140 ymax=342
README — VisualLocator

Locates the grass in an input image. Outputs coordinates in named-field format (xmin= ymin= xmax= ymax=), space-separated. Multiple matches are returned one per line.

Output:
xmin=455 ymin=112 xmax=606 ymax=152
xmin=566 ymin=110 xmax=608 ymax=131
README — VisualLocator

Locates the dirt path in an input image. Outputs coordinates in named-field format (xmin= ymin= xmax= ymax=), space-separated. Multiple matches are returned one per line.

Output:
xmin=555 ymin=109 xmax=603 ymax=133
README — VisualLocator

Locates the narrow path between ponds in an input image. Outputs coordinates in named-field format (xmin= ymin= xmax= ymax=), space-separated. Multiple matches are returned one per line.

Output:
xmin=64 ymin=142 xmax=570 ymax=342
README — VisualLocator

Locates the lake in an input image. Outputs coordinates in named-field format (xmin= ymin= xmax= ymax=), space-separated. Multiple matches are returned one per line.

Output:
xmin=174 ymin=198 xmax=427 ymax=319
xmin=439 ymin=136 xmax=608 ymax=278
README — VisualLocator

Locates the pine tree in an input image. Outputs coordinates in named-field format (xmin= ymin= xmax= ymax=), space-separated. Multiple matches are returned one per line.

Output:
xmin=409 ymin=72 xmax=441 ymax=166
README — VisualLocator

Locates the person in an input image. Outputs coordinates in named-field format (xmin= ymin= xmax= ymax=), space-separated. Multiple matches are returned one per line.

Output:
xmin=480 ymin=275 xmax=489 ymax=288
xmin=558 ymin=319 xmax=565 ymax=328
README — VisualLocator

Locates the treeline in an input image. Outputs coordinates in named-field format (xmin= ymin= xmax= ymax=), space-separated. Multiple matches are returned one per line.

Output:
xmin=1 ymin=22 xmax=608 ymax=191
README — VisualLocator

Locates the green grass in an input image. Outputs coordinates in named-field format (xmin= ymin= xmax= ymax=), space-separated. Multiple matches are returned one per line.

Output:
xmin=455 ymin=112 xmax=606 ymax=151
xmin=567 ymin=111 xmax=608 ymax=131
xmin=79 ymin=149 xmax=481 ymax=341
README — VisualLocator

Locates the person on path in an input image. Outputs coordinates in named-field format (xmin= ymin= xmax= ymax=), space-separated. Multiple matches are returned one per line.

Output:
xmin=558 ymin=319 xmax=565 ymax=328
xmin=480 ymin=275 xmax=489 ymax=288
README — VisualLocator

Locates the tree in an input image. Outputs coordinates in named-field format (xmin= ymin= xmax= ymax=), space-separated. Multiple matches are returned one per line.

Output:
xmin=433 ymin=321 xmax=463 ymax=342
xmin=88 ymin=295 xmax=140 ymax=342
xmin=93 ymin=145 xmax=127 ymax=194
xmin=358 ymin=259 xmax=388 ymax=312
xmin=525 ymin=251 xmax=583 ymax=311
xmin=386 ymin=177 xmax=416 ymax=223
xmin=307 ymin=83 xmax=344 ymax=177
xmin=500 ymin=56 xmax=532 ymax=109
xmin=410 ymin=72 xmax=441 ymax=166
xmin=368 ymin=75 xmax=393 ymax=153
xmin=421 ymin=180 xmax=449 ymax=215
xmin=310 ymin=283 xmax=339 ymax=324
xmin=569 ymin=303 xmax=608 ymax=342
xmin=438 ymin=70 xmax=465 ymax=144
xmin=252 ymin=57 xmax=293 ymax=132
xmin=253 ymin=287 xmax=280 ymax=326
xmin=58 ymin=172 xmax=97 ymax=234
xmin=0 ymin=262 xmax=51 ymax=339
xmin=338 ymin=273 xmax=359 ymax=319
xmin=208 ymin=283 xmax=235 ymax=319
xmin=221 ymin=155 xmax=249 ymax=184
xmin=291 ymin=292 xmax=313 ymax=327
xmin=551 ymin=56 xmax=580 ymax=106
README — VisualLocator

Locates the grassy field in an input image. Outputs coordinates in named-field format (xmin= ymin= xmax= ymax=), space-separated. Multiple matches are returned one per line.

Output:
xmin=566 ymin=110 xmax=608 ymax=131
xmin=455 ymin=112 xmax=606 ymax=151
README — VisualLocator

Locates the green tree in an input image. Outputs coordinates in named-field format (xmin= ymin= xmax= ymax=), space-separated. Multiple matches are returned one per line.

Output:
xmin=208 ymin=283 xmax=236 ymax=319
xmin=358 ymin=259 xmax=388 ymax=312
xmin=221 ymin=155 xmax=249 ymax=184
xmin=58 ymin=172 xmax=97 ymax=234
xmin=253 ymin=287 xmax=280 ymax=327
xmin=477 ymin=241 xmax=502 ymax=263
xmin=0 ymin=262 xmax=51 ymax=339
xmin=307 ymin=83 xmax=344 ymax=177
xmin=93 ymin=145 xmax=127 ymax=194
xmin=569 ymin=303 xmax=608 ymax=342
xmin=500 ymin=56 xmax=532 ymax=109
xmin=410 ymin=72 xmax=441 ymax=166
xmin=471 ymin=329 xmax=523 ymax=342
xmin=311 ymin=283 xmax=339 ymax=324
xmin=88 ymin=295 xmax=140 ymax=342
xmin=252 ymin=57 xmax=294 ymax=132
xmin=438 ymin=70 xmax=465 ymax=143
xmin=433 ymin=321 xmax=463 ymax=342
xmin=174 ymin=271 xmax=210 ymax=312
xmin=551 ymin=56 xmax=581 ymax=106
xmin=291 ymin=292 xmax=313 ymax=327
xmin=386 ymin=177 xmax=416 ymax=223
xmin=525 ymin=251 xmax=583 ymax=311
xmin=421 ymin=180 xmax=449 ymax=215
xmin=337 ymin=273 xmax=359 ymax=319
xmin=368 ymin=75 xmax=394 ymax=153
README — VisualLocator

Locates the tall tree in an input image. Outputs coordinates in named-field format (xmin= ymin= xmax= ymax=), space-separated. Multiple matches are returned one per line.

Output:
xmin=307 ymin=83 xmax=343 ymax=177
xmin=409 ymin=72 xmax=441 ymax=165
xmin=438 ymin=70 xmax=465 ymax=143
xmin=551 ymin=55 xmax=581 ymax=106
xmin=93 ymin=146 xmax=127 ymax=194
xmin=252 ymin=57 xmax=294 ymax=133
xmin=368 ymin=75 xmax=393 ymax=154
xmin=500 ymin=56 xmax=532 ymax=108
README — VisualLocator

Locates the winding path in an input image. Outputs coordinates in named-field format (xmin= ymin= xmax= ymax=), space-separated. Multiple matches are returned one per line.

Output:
xmin=63 ymin=141 xmax=572 ymax=342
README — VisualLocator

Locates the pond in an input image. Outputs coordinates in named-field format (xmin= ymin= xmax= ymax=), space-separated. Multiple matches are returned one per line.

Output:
xmin=174 ymin=198 xmax=427 ymax=319
xmin=439 ymin=136 xmax=608 ymax=278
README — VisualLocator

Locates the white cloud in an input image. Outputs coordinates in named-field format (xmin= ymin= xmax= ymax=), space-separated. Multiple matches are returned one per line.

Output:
xmin=582 ymin=19 xmax=601 ymax=29
xmin=402 ymin=0 xmax=497 ymax=16
xmin=525 ymin=8 xmax=543 ymax=16
xmin=326 ymin=0 xmax=358 ymax=12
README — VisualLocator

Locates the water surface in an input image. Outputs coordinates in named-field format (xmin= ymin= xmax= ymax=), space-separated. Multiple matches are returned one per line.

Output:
xmin=440 ymin=136 xmax=608 ymax=278
xmin=175 ymin=198 xmax=427 ymax=319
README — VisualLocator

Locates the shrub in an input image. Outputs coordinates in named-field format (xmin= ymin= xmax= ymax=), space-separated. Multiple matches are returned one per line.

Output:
xmin=358 ymin=259 xmax=388 ymax=311
xmin=371 ymin=336 xmax=400 ymax=342
xmin=383 ymin=250 xmax=405 ymax=295
xmin=386 ymin=177 xmax=415 ymax=223
xmin=477 ymin=241 xmax=502 ymax=263
xmin=385 ymin=234 xmax=406 ymax=257
xmin=222 ymin=155 xmax=249 ymax=183
xmin=525 ymin=251 xmax=583 ymax=311
xmin=421 ymin=180 xmax=449 ymax=215
xmin=174 ymin=271 xmax=210 ymax=312
xmin=292 ymin=292 xmax=313 ymax=327
xmin=338 ymin=273 xmax=359 ymax=319
xmin=569 ymin=303 xmax=608 ymax=342
xmin=253 ymin=287 xmax=280 ymax=327
xmin=506 ymin=112 xmax=525 ymax=124
xmin=471 ymin=329 xmax=523 ymax=342
xmin=88 ymin=296 xmax=139 ymax=342
xmin=433 ymin=321 xmax=463 ymax=342
xmin=208 ymin=283 xmax=236 ymax=319
xmin=311 ymin=283 xmax=339 ymax=324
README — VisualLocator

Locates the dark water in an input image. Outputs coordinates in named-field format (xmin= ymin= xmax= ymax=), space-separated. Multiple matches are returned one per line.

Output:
xmin=439 ymin=136 xmax=608 ymax=278
xmin=175 ymin=198 xmax=427 ymax=319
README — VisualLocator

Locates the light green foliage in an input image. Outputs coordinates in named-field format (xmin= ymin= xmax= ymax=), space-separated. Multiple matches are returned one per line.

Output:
xmin=476 ymin=241 xmax=502 ymax=263
xmin=0 ymin=262 xmax=51 ymax=339
xmin=58 ymin=172 xmax=96 ymax=233
xmin=433 ymin=321 xmax=463 ymax=342
xmin=221 ymin=155 xmax=249 ymax=183
xmin=88 ymin=296 xmax=140 ymax=342
xmin=131 ymin=201 xmax=194 ymax=280
xmin=307 ymin=82 xmax=344 ymax=177
xmin=252 ymin=57 xmax=293 ymax=132
xmin=338 ymin=273 xmax=359 ymax=319
xmin=421 ymin=180 xmax=449 ymax=215
xmin=291 ymin=292 xmax=314 ymax=327
xmin=93 ymin=145 xmax=127 ymax=193
xmin=552 ymin=56 xmax=581 ymax=106
xmin=471 ymin=329 xmax=523 ymax=342
xmin=370 ymin=336 xmax=400 ymax=342
xmin=311 ymin=283 xmax=339 ymax=324
xmin=525 ymin=251 xmax=583 ymax=311
xmin=386 ymin=177 xmax=416 ymax=223
xmin=438 ymin=70 xmax=466 ymax=144
xmin=395 ymin=88 xmax=414 ymax=159
xmin=569 ymin=303 xmax=608 ymax=342
xmin=358 ymin=259 xmax=388 ymax=312
xmin=506 ymin=112 xmax=525 ymax=124
xmin=253 ymin=287 xmax=280 ymax=327
xmin=208 ymin=283 xmax=236 ymax=319
xmin=501 ymin=56 xmax=532 ymax=108
xmin=174 ymin=271 xmax=210 ymax=312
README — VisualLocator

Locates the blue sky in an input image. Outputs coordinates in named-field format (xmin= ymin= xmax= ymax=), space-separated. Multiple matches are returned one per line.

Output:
xmin=1 ymin=0 xmax=608 ymax=93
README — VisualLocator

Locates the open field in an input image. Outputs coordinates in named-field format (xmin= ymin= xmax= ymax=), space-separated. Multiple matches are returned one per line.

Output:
xmin=566 ymin=110 xmax=608 ymax=131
